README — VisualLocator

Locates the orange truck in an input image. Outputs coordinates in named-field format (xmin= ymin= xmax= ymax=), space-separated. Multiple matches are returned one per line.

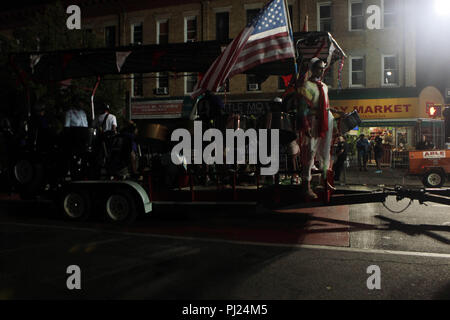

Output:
xmin=409 ymin=150 xmax=450 ymax=187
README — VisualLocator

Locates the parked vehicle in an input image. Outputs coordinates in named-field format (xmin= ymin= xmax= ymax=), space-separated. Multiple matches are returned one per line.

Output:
xmin=409 ymin=150 xmax=450 ymax=187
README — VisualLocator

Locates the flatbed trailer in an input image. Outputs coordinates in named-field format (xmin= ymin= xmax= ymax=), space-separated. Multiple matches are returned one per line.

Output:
xmin=54 ymin=176 xmax=450 ymax=224
xmin=4 ymin=31 xmax=449 ymax=224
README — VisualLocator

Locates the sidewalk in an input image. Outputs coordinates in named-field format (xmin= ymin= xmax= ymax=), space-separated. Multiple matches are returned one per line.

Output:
xmin=340 ymin=166 xmax=449 ymax=188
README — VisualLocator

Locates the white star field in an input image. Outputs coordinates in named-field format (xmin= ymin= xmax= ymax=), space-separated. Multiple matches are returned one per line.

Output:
xmin=251 ymin=0 xmax=287 ymax=34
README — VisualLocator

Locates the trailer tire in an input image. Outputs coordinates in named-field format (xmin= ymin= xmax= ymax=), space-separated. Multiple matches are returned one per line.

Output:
xmin=61 ymin=189 xmax=92 ymax=221
xmin=13 ymin=159 xmax=45 ymax=199
xmin=422 ymin=170 xmax=445 ymax=188
xmin=104 ymin=189 xmax=138 ymax=224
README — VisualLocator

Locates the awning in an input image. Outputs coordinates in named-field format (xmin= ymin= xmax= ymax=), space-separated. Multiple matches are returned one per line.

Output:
xmin=360 ymin=119 xmax=419 ymax=127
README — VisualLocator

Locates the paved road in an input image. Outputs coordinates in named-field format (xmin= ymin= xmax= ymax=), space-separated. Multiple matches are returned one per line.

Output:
xmin=0 ymin=198 xmax=448 ymax=300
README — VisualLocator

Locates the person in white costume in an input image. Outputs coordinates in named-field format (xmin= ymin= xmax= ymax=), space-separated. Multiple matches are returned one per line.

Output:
xmin=297 ymin=58 xmax=342 ymax=199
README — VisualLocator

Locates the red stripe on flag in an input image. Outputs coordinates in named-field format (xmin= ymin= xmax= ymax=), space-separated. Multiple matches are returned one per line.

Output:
xmin=194 ymin=28 xmax=251 ymax=96
xmin=191 ymin=0 xmax=296 ymax=99
xmin=231 ymin=53 xmax=295 ymax=75
xmin=236 ymin=41 xmax=293 ymax=64
xmin=243 ymin=31 xmax=290 ymax=49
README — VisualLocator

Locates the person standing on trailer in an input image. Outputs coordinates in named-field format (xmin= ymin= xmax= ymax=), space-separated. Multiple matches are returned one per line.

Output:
xmin=64 ymin=97 xmax=88 ymax=128
xmin=93 ymin=102 xmax=117 ymax=134
xmin=296 ymin=57 xmax=336 ymax=199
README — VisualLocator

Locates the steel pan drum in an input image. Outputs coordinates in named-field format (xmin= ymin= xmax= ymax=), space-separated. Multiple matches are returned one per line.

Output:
xmin=339 ymin=110 xmax=362 ymax=134
xmin=270 ymin=112 xmax=297 ymax=144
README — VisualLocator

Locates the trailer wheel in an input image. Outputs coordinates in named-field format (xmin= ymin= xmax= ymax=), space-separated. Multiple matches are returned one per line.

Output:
xmin=105 ymin=189 xmax=138 ymax=224
xmin=14 ymin=160 xmax=34 ymax=184
xmin=61 ymin=190 xmax=92 ymax=221
xmin=13 ymin=160 xmax=45 ymax=199
xmin=422 ymin=170 xmax=445 ymax=188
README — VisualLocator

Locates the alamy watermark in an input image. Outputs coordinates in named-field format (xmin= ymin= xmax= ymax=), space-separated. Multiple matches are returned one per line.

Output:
xmin=171 ymin=121 xmax=279 ymax=175
xmin=366 ymin=265 xmax=381 ymax=290
xmin=66 ymin=265 xmax=81 ymax=290
xmin=66 ymin=5 xmax=81 ymax=30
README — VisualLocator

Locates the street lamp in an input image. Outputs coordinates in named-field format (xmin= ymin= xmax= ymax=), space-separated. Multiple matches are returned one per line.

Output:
xmin=434 ymin=0 xmax=450 ymax=16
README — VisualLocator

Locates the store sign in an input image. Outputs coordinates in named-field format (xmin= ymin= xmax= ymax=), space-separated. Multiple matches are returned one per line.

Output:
xmin=131 ymin=100 xmax=183 ymax=119
xmin=330 ymin=98 xmax=418 ymax=119
xmin=423 ymin=151 xmax=446 ymax=159
xmin=223 ymin=101 xmax=270 ymax=116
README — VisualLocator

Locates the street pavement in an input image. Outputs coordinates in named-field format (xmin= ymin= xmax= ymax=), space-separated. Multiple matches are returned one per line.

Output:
xmin=0 ymin=195 xmax=448 ymax=300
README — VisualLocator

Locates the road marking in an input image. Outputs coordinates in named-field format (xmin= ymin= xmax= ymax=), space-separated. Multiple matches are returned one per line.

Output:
xmin=2 ymin=221 xmax=450 ymax=259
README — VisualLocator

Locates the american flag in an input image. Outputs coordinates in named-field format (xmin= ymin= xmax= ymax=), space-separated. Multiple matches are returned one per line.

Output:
xmin=191 ymin=0 xmax=295 ymax=99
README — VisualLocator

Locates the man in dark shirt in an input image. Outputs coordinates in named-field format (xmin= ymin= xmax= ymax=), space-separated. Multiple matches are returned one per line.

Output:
xmin=374 ymin=135 xmax=384 ymax=173
xmin=333 ymin=135 xmax=348 ymax=182
xmin=356 ymin=134 xmax=370 ymax=171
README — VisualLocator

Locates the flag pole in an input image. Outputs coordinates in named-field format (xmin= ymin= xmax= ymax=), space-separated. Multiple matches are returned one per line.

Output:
xmin=302 ymin=15 xmax=309 ymax=32
xmin=284 ymin=0 xmax=298 ymax=77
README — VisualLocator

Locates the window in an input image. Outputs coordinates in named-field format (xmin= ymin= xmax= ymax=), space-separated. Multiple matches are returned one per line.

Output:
xmin=105 ymin=26 xmax=116 ymax=47
xmin=131 ymin=22 xmax=143 ymax=44
xmin=132 ymin=73 xmax=143 ymax=97
xmin=216 ymin=12 xmax=229 ymax=42
xmin=185 ymin=73 xmax=198 ymax=94
xmin=246 ymin=8 xmax=261 ymax=24
xmin=350 ymin=56 xmax=365 ymax=87
xmin=349 ymin=1 xmax=364 ymax=31
xmin=317 ymin=2 xmax=332 ymax=32
xmin=383 ymin=0 xmax=397 ymax=28
xmin=82 ymin=28 xmax=93 ymax=46
xmin=278 ymin=77 xmax=287 ymax=90
xmin=247 ymin=74 xmax=261 ymax=91
xmin=185 ymin=16 xmax=197 ymax=42
xmin=323 ymin=66 xmax=334 ymax=87
xmin=157 ymin=20 xmax=169 ymax=44
xmin=157 ymin=72 xmax=169 ymax=89
xmin=382 ymin=55 xmax=398 ymax=86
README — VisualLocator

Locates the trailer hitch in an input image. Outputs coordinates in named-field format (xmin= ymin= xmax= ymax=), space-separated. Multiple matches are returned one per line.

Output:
xmin=382 ymin=186 xmax=450 ymax=206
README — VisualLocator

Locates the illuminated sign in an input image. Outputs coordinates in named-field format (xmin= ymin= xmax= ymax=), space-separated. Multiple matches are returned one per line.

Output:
xmin=330 ymin=98 xmax=418 ymax=119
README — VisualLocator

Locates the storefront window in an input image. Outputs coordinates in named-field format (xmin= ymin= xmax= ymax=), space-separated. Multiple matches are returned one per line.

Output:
xmin=361 ymin=126 xmax=414 ymax=151
xmin=417 ymin=120 xmax=445 ymax=149
xmin=357 ymin=126 xmax=416 ymax=168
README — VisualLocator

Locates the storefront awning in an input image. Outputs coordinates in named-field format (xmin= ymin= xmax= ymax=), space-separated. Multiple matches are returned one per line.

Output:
xmin=360 ymin=119 xmax=419 ymax=127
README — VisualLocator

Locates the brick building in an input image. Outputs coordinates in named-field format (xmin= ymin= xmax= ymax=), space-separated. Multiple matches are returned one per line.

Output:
xmin=0 ymin=0 xmax=446 ymax=149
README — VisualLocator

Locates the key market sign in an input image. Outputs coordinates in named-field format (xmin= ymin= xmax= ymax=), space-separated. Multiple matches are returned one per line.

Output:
xmin=330 ymin=97 xmax=419 ymax=119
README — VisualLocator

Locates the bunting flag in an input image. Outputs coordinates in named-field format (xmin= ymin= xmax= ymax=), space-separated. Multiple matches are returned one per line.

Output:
xmin=116 ymin=51 xmax=132 ymax=72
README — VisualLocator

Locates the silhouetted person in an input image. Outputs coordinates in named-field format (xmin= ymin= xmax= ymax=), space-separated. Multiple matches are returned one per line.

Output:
xmin=333 ymin=135 xmax=348 ymax=182
xmin=416 ymin=135 xmax=434 ymax=150
xmin=374 ymin=135 xmax=383 ymax=173
xmin=356 ymin=134 xmax=369 ymax=171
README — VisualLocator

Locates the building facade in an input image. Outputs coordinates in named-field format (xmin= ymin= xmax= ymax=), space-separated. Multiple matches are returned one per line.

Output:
xmin=0 ymin=0 xmax=446 ymax=150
